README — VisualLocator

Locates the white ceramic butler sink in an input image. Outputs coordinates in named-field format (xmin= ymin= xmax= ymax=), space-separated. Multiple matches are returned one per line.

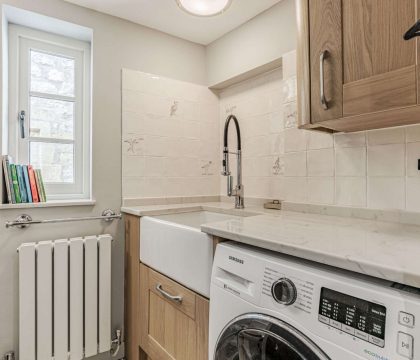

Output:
xmin=140 ymin=211 xmax=244 ymax=297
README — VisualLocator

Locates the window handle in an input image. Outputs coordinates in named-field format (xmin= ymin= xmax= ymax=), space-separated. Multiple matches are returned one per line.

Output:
xmin=19 ymin=111 xmax=25 ymax=139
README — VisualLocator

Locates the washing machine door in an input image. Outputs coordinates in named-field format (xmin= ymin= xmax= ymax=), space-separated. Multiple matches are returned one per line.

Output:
xmin=214 ymin=314 xmax=330 ymax=360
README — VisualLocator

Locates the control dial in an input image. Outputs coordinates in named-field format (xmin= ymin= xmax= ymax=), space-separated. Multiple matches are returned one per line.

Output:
xmin=271 ymin=278 xmax=297 ymax=305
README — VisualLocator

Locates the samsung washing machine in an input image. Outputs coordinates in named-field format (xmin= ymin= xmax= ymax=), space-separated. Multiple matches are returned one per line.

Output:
xmin=209 ymin=242 xmax=420 ymax=360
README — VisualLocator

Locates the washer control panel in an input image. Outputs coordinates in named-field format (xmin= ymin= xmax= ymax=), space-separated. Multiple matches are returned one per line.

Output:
xmin=318 ymin=287 xmax=386 ymax=348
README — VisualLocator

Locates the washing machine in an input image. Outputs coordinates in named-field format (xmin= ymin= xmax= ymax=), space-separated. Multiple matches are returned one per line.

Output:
xmin=209 ymin=242 xmax=420 ymax=360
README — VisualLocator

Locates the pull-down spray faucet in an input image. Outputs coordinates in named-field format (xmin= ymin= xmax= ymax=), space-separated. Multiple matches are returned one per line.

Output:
xmin=221 ymin=114 xmax=244 ymax=209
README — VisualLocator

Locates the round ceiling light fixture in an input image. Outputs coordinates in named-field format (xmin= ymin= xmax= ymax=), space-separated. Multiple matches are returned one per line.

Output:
xmin=176 ymin=0 xmax=233 ymax=17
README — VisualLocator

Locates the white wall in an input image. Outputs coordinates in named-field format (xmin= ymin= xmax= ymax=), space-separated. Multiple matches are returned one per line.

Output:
xmin=220 ymin=51 xmax=420 ymax=212
xmin=0 ymin=0 xmax=207 ymax=358
xmin=121 ymin=69 xmax=219 ymax=201
xmin=206 ymin=0 xmax=296 ymax=87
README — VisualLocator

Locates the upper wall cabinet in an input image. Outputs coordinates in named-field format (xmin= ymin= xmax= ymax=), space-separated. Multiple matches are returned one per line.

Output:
xmin=297 ymin=0 xmax=420 ymax=132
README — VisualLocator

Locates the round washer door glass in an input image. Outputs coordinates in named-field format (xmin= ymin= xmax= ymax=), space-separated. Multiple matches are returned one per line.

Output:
xmin=214 ymin=314 xmax=330 ymax=360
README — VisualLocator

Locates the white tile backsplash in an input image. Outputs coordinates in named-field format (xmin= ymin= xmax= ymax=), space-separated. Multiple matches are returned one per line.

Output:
xmin=284 ymin=151 xmax=307 ymax=177
xmin=406 ymin=142 xmax=420 ymax=177
xmin=367 ymin=144 xmax=405 ymax=177
xmin=307 ymin=177 xmax=335 ymax=205
xmin=334 ymin=132 xmax=366 ymax=148
xmin=284 ymin=128 xmax=307 ymax=153
xmin=122 ymin=69 xmax=219 ymax=199
xmin=123 ymin=52 xmax=420 ymax=213
xmin=307 ymin=131 xmax=334 ymax=150
xmin=405 ymin=124 xmax=420 ymax=143
xmin=335 ymin=147 xmax=366 ymax=177
xmin=367 ymin=127 xmax=405 ymax=145
xmin=335 ymin=177 xmax=367 ymax=207
xmin=368 ymin=177 xmax=405 ymax=210
xmin=307 ymin=148 xmax=334 ymax=177
xmin=406 ymin=177 xmax=420 ymax=212
xmin=283 ymin=177 xmax=307 ymax=202
xmin=218 ymin=51 xmax=420 ymax=211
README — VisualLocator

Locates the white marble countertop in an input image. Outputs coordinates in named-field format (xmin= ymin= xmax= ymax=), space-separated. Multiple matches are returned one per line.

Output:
xmin=122 ymin=202 xmax=420 ymax=288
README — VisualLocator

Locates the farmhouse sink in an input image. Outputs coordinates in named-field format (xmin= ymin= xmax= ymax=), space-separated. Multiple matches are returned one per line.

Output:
xmin=140 ymin=211 xmax=248 ymax=297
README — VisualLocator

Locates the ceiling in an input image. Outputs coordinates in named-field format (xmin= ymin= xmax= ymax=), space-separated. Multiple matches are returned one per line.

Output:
xmin=64 ymin=0 xmax=283 ymax=45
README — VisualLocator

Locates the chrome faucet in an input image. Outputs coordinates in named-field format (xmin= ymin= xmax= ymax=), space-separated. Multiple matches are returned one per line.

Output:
xmin=221 ymin=114 xmax=244 ymax=209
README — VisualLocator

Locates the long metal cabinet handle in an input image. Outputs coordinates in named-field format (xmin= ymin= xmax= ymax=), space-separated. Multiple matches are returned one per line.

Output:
xmin=156 ymin=283 xmax=183 ymax=304
xmin=320 ymin=50 xmax=329 ymax=110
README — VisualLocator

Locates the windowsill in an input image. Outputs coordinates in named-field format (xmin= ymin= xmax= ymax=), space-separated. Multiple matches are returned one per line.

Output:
xmin=0 ymin=199 xmax=96 ymax=210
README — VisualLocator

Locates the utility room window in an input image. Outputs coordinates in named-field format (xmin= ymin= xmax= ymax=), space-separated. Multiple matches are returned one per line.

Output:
xmin=8 ymin=24 xmax=91 ymax=200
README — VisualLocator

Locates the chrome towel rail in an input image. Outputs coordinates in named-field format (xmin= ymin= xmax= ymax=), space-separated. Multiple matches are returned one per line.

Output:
xmin=5 ymin=209 xmax=122 ymax=229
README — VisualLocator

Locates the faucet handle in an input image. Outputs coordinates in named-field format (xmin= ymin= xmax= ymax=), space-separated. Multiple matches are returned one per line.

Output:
xmin=227 ymin=175 xmax=233 ymax=196
xmin=222 ymin=152 xmax=231 ymax=176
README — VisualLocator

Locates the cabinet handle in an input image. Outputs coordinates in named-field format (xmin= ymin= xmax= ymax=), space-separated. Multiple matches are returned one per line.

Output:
xmin=404 ymin=19 xmax=420 ymax=40
xmin=320 ymin=50 xmax=329 ymax=110
xmin=156 ymin=283 xmax=183 ymax=304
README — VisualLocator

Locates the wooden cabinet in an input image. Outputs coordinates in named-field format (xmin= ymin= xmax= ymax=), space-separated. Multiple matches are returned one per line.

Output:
xmin=298 ymin=0 xmax=420 ymax=132
xmin=125 ymin=215 xmax=140 ymax=360
xmin=124 ymin=213 xmax=210 ymax=360
xmin=309 ymin=0 xmax=342 ymax=123
xmin=139 ymin=264 xmax=209 ymax=360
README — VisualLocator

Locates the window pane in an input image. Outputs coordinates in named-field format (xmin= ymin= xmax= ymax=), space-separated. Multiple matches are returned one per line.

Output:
xmin=30 ymin=142 xmax=74 ymax=183
xmin=30 ymin=97 xmax=74 ymax=139
xmin=30 ymin=50 xmax=75 ymax=97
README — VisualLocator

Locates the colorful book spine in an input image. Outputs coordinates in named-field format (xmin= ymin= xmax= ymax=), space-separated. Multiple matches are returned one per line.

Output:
xmin=28 ymin=166 xmax=39 ymax=203
xmin=35 ymin=169 xmax=47 ymax=202
xmin=10 ymin=164 xmax=21 ymax=203
xmin=22 ymin=165 xmax=32 ymax=203
xmin=16 ymin=165 xmax=27 ymax=203
xmin=2 ymin=155 xmax=13 ymax=203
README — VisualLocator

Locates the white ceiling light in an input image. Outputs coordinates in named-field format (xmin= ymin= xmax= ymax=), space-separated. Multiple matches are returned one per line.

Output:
xmin=176 ymin=0 xmax=233 ymax=17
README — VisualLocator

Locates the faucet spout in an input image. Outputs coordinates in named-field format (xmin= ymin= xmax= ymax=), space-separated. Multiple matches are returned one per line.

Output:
xmin=222 ymin=115 xmax=244 ymax=209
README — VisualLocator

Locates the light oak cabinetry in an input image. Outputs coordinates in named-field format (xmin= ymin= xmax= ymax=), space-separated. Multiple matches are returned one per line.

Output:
xmin=125 ymin=215 xmax=141 ymax=360
xmin=139 ymin=264 xmax=209 ymax=360
xmin=298 ymin=0 xmax=420 ymax=132
xmin=309 ymin=0 xmax=342 ymax=123
xmin=124 ymin=214 xmax=210 ymax=360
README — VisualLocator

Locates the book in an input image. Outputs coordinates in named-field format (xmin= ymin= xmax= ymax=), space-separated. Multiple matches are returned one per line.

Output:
xmin=22 ymin=166 xmax=32 ymax=203
xmin=28 ymin=166 xmax=39 ymax=203
xmin=10 ymin=164 xmax=21 ymax=203
xmin=34 ymin=169 xmax=41 ymax=202
xmin=35 ymin=169 xmax=47 ymax=202
xmin=2 ymin=155 xmax=14 ymax=203
xmin=0 ymin=156 xmax=6 ymax=203
xmin=16 ymin=165 xmax=27 ymax=203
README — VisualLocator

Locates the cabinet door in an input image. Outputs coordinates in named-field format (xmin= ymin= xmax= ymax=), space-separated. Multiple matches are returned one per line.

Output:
xmin=343 ymin=0 xmax=417 ymax=117
xmin=139 ymin=264 xmax=209 ymax=360
xmin=309 ymin=0 xmax=343 ymax=123
xmin=125 ymin=215 xmax=140 ymax=360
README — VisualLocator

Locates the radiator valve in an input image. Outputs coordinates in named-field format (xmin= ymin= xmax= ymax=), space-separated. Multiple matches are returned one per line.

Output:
xmin=3 ymin=352 xmax=14 ymax=360
xmin=110 ymin=329 xmax=121 ymax=357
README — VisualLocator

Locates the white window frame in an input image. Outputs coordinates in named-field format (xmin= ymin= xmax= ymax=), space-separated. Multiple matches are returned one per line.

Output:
xmin=8 ymin=24 xmax=91 ymax=200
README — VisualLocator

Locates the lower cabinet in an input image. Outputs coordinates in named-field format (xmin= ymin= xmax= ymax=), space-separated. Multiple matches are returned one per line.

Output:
xmin=139 ymin=263 xmax=209 ymax=360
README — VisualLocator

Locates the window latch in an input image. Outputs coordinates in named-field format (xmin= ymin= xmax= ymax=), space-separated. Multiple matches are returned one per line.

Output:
xmin=19 ymin=110 xmax=25 ymax=139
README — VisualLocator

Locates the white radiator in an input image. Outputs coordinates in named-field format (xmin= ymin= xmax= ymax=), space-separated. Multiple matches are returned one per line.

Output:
xmin=18 ymin=235 xmax=112 ymax=360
